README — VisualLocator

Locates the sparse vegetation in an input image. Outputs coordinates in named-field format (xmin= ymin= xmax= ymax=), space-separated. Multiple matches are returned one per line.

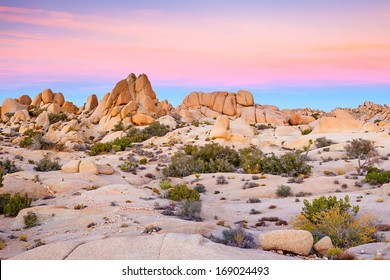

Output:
xmin=23 ymin=211 xmax=37 ymax=228
xmin=345 ymin=138 xmax=379 ymax=175
xmin=176 ymin=200 xmax=203 ymax=221
xmin=315 ymin=137 xmax=335 ymax=148
xmin=207 ymin=226 xmax=256 ymax=249
xmin=0 ymin=193 xmax=32 ymax=217
xmin=48 ymin=113 xmax=68 ymax=124
xmin=20 ymin=130 xmax=52 ymax=150
xmin=276 ymin=185 xmax=291 ymax=197
xmin=34 ymin=156 xmax=61 ymax=172
xmin=293 ymin=195 xmax=377 ymax=248
xmin=168 ymin=184 xmax=200 ymax=201
xmin=364 ymin=167 xmax=390 ymax=185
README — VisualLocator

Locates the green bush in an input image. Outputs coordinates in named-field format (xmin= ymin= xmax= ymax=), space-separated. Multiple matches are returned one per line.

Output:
xmin=301 ymin=129 xmax=311 ymax=135
xmin=119 ymin=161 xmax=138 ymax=173
xmin=345 ymin=138 xmax=379 ymax=174
xmin=34 ymin=156 xmax=61 ymax=172
xmin=239 ymin=147 xmax=264 ymax=174
xmin=112 ymin=121 xmax=124 ymax=132
xmin=364 ymin=167 xmax=390 ymax=185
xmin=260 ymin=151 xmax=312 ymax=177
xmin=168 ymin=184 xmax=200 ymax=201
xmin=88 ymin=122 xmax=170 ymax=156
xmin=23 ymin=211 xmax=37 ymax=228
xmin=19 ymin=130 xmax=52 ymax=150
xmin=293 ymin=207 xmax=377 ymax=248
xmin=159 ymin=179 xmax=172 ymax=190
xmin=276 ymin=185 xmax=291 ymax=197
xmin=48 ymin=113 xmax=68 ymax=124
xmin=176 ymin=200 xmax=203 ymax=221
xmin=0 ymin=159 xmax=22 ymax=174
xmin=0 ymin=193 xmax=32 ymax=217
xmin=163 ymin=144 xmax=239 ymax=177
xmin=315 ymin=137 xmax=335 ymax=148
xmin=301 ymin=195 xmax=359 ymax=223
xmin=208 ymin=227 xmax=256 ymax=249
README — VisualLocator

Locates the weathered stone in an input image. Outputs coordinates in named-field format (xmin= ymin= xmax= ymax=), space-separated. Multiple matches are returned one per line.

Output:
xmin=41 ymin=89 xmax=54 ymax=104
xmin=18 ymin=95 xmax=32 ymax=106
xmin=79 ymin=159 xmax=99 ymax=175
xmin=132 ymin=113 xmax=155 ymax=126
xmin=236 ymin=90 xmax=254 ymax=106
xmin=259 ymin=230 xmax=313 ymax=256
xmin=61 ymin=160 xmax=81 ymax=173
xmin=53 ymin=93 xmax=65 ymax=106
xmin=85 ymin=94 xmax=99 ymax=111
xmin=314 ymin=236 xmax=334 ymax=255
xmin=210 ymin=115 xmax=231 ymax=140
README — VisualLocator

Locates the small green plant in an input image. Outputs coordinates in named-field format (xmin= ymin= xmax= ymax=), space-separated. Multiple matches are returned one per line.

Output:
xmin=159 ymin=179 xmax=172 ymax=190
xmin=20 ymin=130 xmax=52 ymax=150
xmin=208 ymin=226 xmax=256 ymax=249
xmin=0 ymin=193 xmax=32 ymax=217
xmin=112 ymin=121 xmax=124 ymax=132
xmin=301 ymin=129 xmax=311 ymax=135
xmin=139 ymin=158 xmax=147 ymax=164
xmin=34 ymin=156 xmax=61 ymax=172
xmin=48 ymin=113 xmax=68 ymax=124
xmin=345 ymin=138 xmax=379 ymax=175
xmin=364 ymin=167 xmax=390 ymax=185
xmin=168 ymin=184 xmax=200 ymax=201
xmin=23 ymin=211 xmax=37 ymax=228
xmin=74 ymin=204 xmax=86 ymax=210
xmin=276 ymin=185 xmax=291 ymax=197
xmin=176 ymin=200 xmax=203 ymax=221
xmin=0 ymin=159 xmax=22 ymax=174
xmin=315 ymin=137 xmax=335 ymax=148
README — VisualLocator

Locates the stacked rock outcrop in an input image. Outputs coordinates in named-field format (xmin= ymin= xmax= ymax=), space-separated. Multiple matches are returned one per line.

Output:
xmin=89 ymin=73 xmax=172 ymax=131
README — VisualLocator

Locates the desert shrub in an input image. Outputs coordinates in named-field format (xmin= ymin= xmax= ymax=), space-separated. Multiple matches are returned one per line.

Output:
xmin=194 ymin=184 xmax=206 ymax=193
xmin=23 ymin=211 xmax=37 ymax=228
xmin=301 ymin=195 xmax=359 ymax=223
xmin=0 ymin=159 xmax=22 ymax=175
xmin=247 ymin=197 xmax=261 ymax=203
xmin=48 ymin=113 xmax=68 ymax=124
xmin=315 ymin=137 xmax=335 ymax=148
xmin=139 ymin=158 xmax=147 ymax=164
xmin=287 ymin=177 xmax=304 ymax=184
xmin=208 ymin=226 xmax=256 ymax=249
xmin=292 ymin=207 xmax=377 ymax=248
xmin=239 ymin=147 xmax=264 ymax=174
xmin=112 ymin=121 xmax=124 ymax=132
xmin=143 ymin=224 xmax=162 ymax=234
xmin=301 ymin=129 xmax=311 ymax=135
xmin=0 ymin=193 xmax=32 ymax=217
xmin=88 ymin=142 xmax=113 ymax=156
xmin=168 ymin=184 xmax=200 ymax=201
xmin=364 ymin=167 xmax=390 ymax=185
xmin=159 ymin=179 xmax=172 ymax=190
xmin=20 ymin=130 xmax=52 ymax=150
xmin=276 ymin=185 xmax=291 ymax=197
xmin=34 ymin=156 xmax=61 ymax=172
xmin=216 ymin=176 xmax=228 ymax=185
xmin=242 ymin=182 xmax=258 ymax=189
xmin=261 ymin=152 xmax=312 ymax=177
xmin=119 ymin=161 xmax=138 ymax=173
xmin=163 ymin=144 xmax=239 ymax=177
xmin=140 ymin=122 xmax=170 ymax=138
xmin=176 ymin=200 xmax=203 ymax=221
xmin=345 ymin=138 xmax=379 ymax=174
xmin=326 ymin=248 xmax=357 ymax=260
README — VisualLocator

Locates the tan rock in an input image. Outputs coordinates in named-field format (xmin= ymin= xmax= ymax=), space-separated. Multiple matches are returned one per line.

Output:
xmin=18 ymin=95 xmax=32 ymax=106
xmin=236 ymin=90 xmax=254 ymax=106
xmin=265 ymin=111 xmax=287 ymax=125
xmin=14 ymin=109 xmax=30 ymax=122
xmin=132 ymin=113 xmax=155 ymax=126
xmin=111 ymin=79 xmax=128 ymax=101
xmin=259 ymin=230 xmax=313 ymax=256
xmin=135 ymin=74 xmax=156 ymax=99
xmin=53 ymin=93 xmax=65 ymax=106
xmin=97 ymin=164 xmax=114 ymax=175
xmin=79 ymin=159 xmax=99 ymax=175
xmin=35 ymin=111 xmax=50 ymax=129
xmin=380 ymin=183 xmax=390 ymax=196
xmin=116 ymin=89 xmax=131 ymax=106
xmin=255 ymin=109 xmax=266 ymax=123
xmin=275 ymin=126 xmax=301 ymax=138
xmin=120 ymin=101 xmax=138 ymax=119
xmin=201 ymin=107 xmax=220 ymax=118
xmin=230 ymin=118 xmax=255 ymax=138
xmin=289 ymin=113 xmax=303 ymax=125
xmin=301 ymin=116 xmax=316 ymax=124
xmin=0 ymin=175 xmax=51 ymax=200
xmin=183 ymin=92 xmax=201 ymax=108
xmin=212 ymin=92 xmax=228 ymax=113
xmin=360 ymin=122 xmax=381 ymax=132
xmin=222 ymin=93 xmax=237 ymax=116
xmin=210 ymin=115 xmax=231 ymax=140
xmin=111 ymin=106 xmax=123 ymax=118
xmin=201 ymin=92 xmax=217 ymax=108
xmin=61 ymin=160 xmax=81 ymax=173
xmin=240 ymin=107 xmax=256 ymax=124
xmin=47 ymin=103 xmax=60 ymax=114
xmin=1 ymin=98 xmax=27 ymax=120
xmin=313 ymin=236 xmax=334 ymax=255
xmin=85 ymin=94 xmax=99 ymax=111
xmin=31 ymin=93 xmax=42 ymax=107
xmin=62 ymin=101 xmax=75 ymax=114
xmin=41 ymin=89 xmax=54 ymax=104
xmin=90 ymin=93 xmax=110 ymax=124
xmin=101 ymin=131 xmax=126 ymax=143
xmin=332 ymin=109 xmax=355 ymax=120
xmin=311 ymin=117 xmax=364 ymax=133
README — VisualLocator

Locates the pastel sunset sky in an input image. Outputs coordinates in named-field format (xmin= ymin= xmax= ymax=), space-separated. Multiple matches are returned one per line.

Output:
xmin=1 ymin=0 xmax=389 ymax=110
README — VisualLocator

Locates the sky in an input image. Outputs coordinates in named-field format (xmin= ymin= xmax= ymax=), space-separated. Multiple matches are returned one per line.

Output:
xmin=0 ymin=0 xmax=389 ymax=111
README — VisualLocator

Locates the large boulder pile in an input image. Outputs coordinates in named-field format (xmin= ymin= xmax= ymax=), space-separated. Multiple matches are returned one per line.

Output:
xmin=89 ymin=73 xmax=172 ymax=131
xmin=175 ymin=90 xmax=316 ymax=126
